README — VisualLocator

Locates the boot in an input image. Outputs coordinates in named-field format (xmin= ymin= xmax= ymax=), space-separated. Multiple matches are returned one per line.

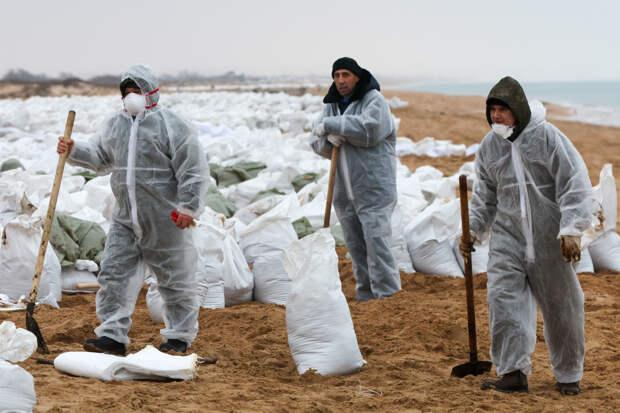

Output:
xmin=83 ymin=336 xmax=126 ymax=356
xmin=159 ymin=339 xmax=188 ymax=354
xmin=481 ymin=370 xmax=528 ymax=393
xmin=557 ymin=381 xmax=580 ymax=395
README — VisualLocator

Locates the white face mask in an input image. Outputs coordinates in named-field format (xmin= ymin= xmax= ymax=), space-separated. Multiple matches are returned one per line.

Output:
xmin=123 ymin=93 xmax=146 ymax=116
xmin=492 ymin=123 xmax=515 ymax=139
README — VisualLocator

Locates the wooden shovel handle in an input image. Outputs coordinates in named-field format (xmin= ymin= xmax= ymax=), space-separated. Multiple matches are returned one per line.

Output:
xmin=75 ymin=282 xmax=100 ymax=290
xmin=323 ymin=145 xmax=340 ymax=228
xmin=459 ymin=174 xmax=479 ymax=360
xmin=29 ymin=111 xmax=75 ymax=303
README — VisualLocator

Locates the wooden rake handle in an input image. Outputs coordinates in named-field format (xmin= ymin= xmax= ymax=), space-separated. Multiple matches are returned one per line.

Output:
xmin=28 ymin=111 xmax=75 ymax=303
xmin=323 ymin=145 xmax=340 ymax=228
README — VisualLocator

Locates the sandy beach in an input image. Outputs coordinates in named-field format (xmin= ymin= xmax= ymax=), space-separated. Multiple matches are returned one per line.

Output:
xmin=1 ymin=89 xmax=619 ymax=412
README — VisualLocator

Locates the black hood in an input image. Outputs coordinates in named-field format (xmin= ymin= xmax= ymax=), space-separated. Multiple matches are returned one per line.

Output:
xmin=486 ymin=76 xmax=531 ymax=141
xmin=323 ymin=69 xmax=380 ymax=104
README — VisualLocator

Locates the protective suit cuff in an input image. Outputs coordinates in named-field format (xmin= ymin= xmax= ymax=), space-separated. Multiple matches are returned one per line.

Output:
xmin=323 ymin=117 xmax=341 ymax=135
xmin=178 ymin=207 xmax=201 ymax=219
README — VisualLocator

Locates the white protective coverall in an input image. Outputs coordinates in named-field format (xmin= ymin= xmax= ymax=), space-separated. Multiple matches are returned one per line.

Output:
xmin=68 ymin=64 xmax=209 ymax=345
xmin=470 ymin=77 xmax=592 ymax=383
xmin=311 ymin=71 xmax=401 ymax=301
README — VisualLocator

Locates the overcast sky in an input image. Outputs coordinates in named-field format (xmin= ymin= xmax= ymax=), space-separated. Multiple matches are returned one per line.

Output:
xmin=2 ymin=0 xmax=619 ymax=83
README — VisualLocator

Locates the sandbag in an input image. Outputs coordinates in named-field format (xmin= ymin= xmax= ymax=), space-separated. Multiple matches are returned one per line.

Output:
xmin=0 ymin=359 xmax=36 ymax=412
xmin=574 ymin=248 xmax=594 ymax=274
xmin=283 ymin=229 xmax=365 ymax=375
xmin=61 ymin=267 xmax=98 ymax=293
xmin=239 ymin=194 xmax=299 ymax=265
xmin=404 ymin=199 xmax=463 ymax=277
xmin=222 ymin=235 xmax=254 ymax=306
xmin=410 ymin=239 xmax=464 ymax=277
xmin=452 ymin=238 xmax=490 ymax=275
xmin=0 ymin=321 xmax=37 ymax=362
xmin=253 ymin=254 xmax=291 ymax=305
xmin=210 ymin=161 xmax=267 ymax=188
xmin=233 ymin=194 xmax=286 ymax=225
xmin=193 ymin=222 xmax=227 ymax=309
xmin=54 ymin=345 xmax=198 ymax=381
xmin=589 ymin=230 xmax=620 ymax=272
xmin=49 ymin=213 xmax=106 ymax=266
xmin=145 ymin=274 xmax=165 ymax=324
xmin=391 ymin=203 xmax=415 ymax=273
xmin=0 ymin=215 xmax=62 ymax=306
xmin=205 ymin=185 xmax=238 ymax=218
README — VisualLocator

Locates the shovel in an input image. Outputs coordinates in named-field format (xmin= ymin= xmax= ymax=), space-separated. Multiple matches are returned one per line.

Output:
xmin=451 ymin=174 xmax=492 ymax=377
xmin=26 ymin=110 xmax=76 ymax=354
xmin=323 ymin=146 xmax=339 ymax=228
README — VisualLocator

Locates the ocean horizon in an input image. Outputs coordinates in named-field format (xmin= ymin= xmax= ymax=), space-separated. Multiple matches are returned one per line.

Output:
xmin=397 ymin=80 xmax=620 ymax=128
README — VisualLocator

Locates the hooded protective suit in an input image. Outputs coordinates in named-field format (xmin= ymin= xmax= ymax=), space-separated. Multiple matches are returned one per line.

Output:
xmin=470 ymin=76 xmax=592 ymax=383
xmin=68 ymin=64 xmax=209 ymax=345
xmin=311 ymin=69 xmax=401 ymax=301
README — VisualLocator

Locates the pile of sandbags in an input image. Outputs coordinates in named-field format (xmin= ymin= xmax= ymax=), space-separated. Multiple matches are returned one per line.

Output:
xmin=588 ymin=164 xmax=620 ymax=271
xmin=283 ymin=229 xmax=365 ymax=375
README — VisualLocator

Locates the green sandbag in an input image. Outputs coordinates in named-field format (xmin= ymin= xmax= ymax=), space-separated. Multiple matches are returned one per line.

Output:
xmin=210 ymin=161 xmax=267 ymax=188
xmin=250 ymin=188 xmax=285 ymax=204
xmin=292 ymin=217 xmax=317 ymax=239
xmin=0 ymin=158 xmax=25 ymax=172
xmin=205 ymin=185 xmax=237 ymax=218
xmin=291 ymin=172 xmax=319 ymax=192
xmin=49 ymin=213 xmax=107 ymax=266
xmin=72 ymin=170 xmax=98 ymax=182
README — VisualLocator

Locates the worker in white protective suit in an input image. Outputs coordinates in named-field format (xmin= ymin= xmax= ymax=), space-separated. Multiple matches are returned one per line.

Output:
xmin=57 ymin=64 xmax=209 ymax=355
xmin=460 ymin=76 xmax=592 ymax=395
xmin=311 ymin=57 xmax=401 ymax=301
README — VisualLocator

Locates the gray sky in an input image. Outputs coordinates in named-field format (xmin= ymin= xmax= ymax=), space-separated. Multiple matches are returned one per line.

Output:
xmin=2 ymin=0 xmax=619 ymax=82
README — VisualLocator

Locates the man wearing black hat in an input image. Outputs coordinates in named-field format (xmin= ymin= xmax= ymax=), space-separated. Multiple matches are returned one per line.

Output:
xmin=310 ymin=57 xmax=401 ymax=302
xmin=459 ymin=76 xmax=592 ymax=395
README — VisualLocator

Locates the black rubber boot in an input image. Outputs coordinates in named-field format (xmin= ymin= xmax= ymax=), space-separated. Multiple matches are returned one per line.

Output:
xmin=83 ymin=336 xmax=126 ymax=356
xmin=159 ymin=339 xmax=188 ymax=354
xmin=481 ymin=370 xmax=528 ymax=393
xmin=557 ymin=381 xmax=581 ymax=395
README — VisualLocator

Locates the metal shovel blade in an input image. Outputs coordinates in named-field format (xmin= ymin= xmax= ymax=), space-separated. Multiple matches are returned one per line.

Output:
xmin=26 ymin=302 xmax=49 ymax=354
xmin=451 ymin=356 xmax=492 ymax=378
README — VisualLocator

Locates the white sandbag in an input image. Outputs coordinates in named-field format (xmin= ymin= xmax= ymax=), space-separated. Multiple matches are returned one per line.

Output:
xmin=61 ymin=267 xmax=98 ymax=293
xmin=452 ymin=238 xmax=490 ymax=275
xmin=54 ymin=345 xmax=198 ymax=381
xmin=291 ymin=191 xmax=337 ymax=228
xmin=574 ymin=248 xmax=594 ymax=274
xmin=592 ymin=164 xmax=617 ymax=232
xmin=222 ymin=235 xmax=254 ymax=306
xmin=239 ymin=193 xmax=299 ymax=265
xmin=226 ymin=171 xmax=293 ymax=209
xmin=404 ymin=198 xmax=463 ymax=277
xmin=233 ymin=194 xmax=286 ymax=225
xmin=193 ymin=223 xmax=226 ymax=309
xmin=410 ymin=239 xmax=464 ymax=277
xmin=0 ymin=359 xmax=36 ymax=412
xmin=0 ymin=215 xmax=62 ymax=307
xmin=0 ymin=321 xmax=37 ymax=362
xmin=589 ymin=230 xmax=620 ymax=272
xmin=283 ymin=229 xmax=365 ymax=375
xmin=253 ymin=254 xmax=291 ymax=305
xmin=391 ymin=204 xmax=415 ymax=273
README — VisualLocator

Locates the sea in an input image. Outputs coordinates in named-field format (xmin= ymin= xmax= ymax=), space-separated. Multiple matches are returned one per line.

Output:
xmin=398 ymin=81 xmax=620 ymax=128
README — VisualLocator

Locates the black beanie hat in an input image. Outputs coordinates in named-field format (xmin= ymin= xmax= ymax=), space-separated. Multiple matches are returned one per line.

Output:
xmin=332 ymin=57 xmax=363 ymax=78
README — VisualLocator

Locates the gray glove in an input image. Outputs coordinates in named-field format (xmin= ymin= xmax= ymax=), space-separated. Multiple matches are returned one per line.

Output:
xmin=327 ymin=134 xmax=345 ymax=147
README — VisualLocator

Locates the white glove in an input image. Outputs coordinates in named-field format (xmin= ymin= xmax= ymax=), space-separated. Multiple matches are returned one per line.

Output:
xmin=327 ymin=134 xmax=345 ymax=147
xmin=312 ymin=122 xmax=326 ymax=137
